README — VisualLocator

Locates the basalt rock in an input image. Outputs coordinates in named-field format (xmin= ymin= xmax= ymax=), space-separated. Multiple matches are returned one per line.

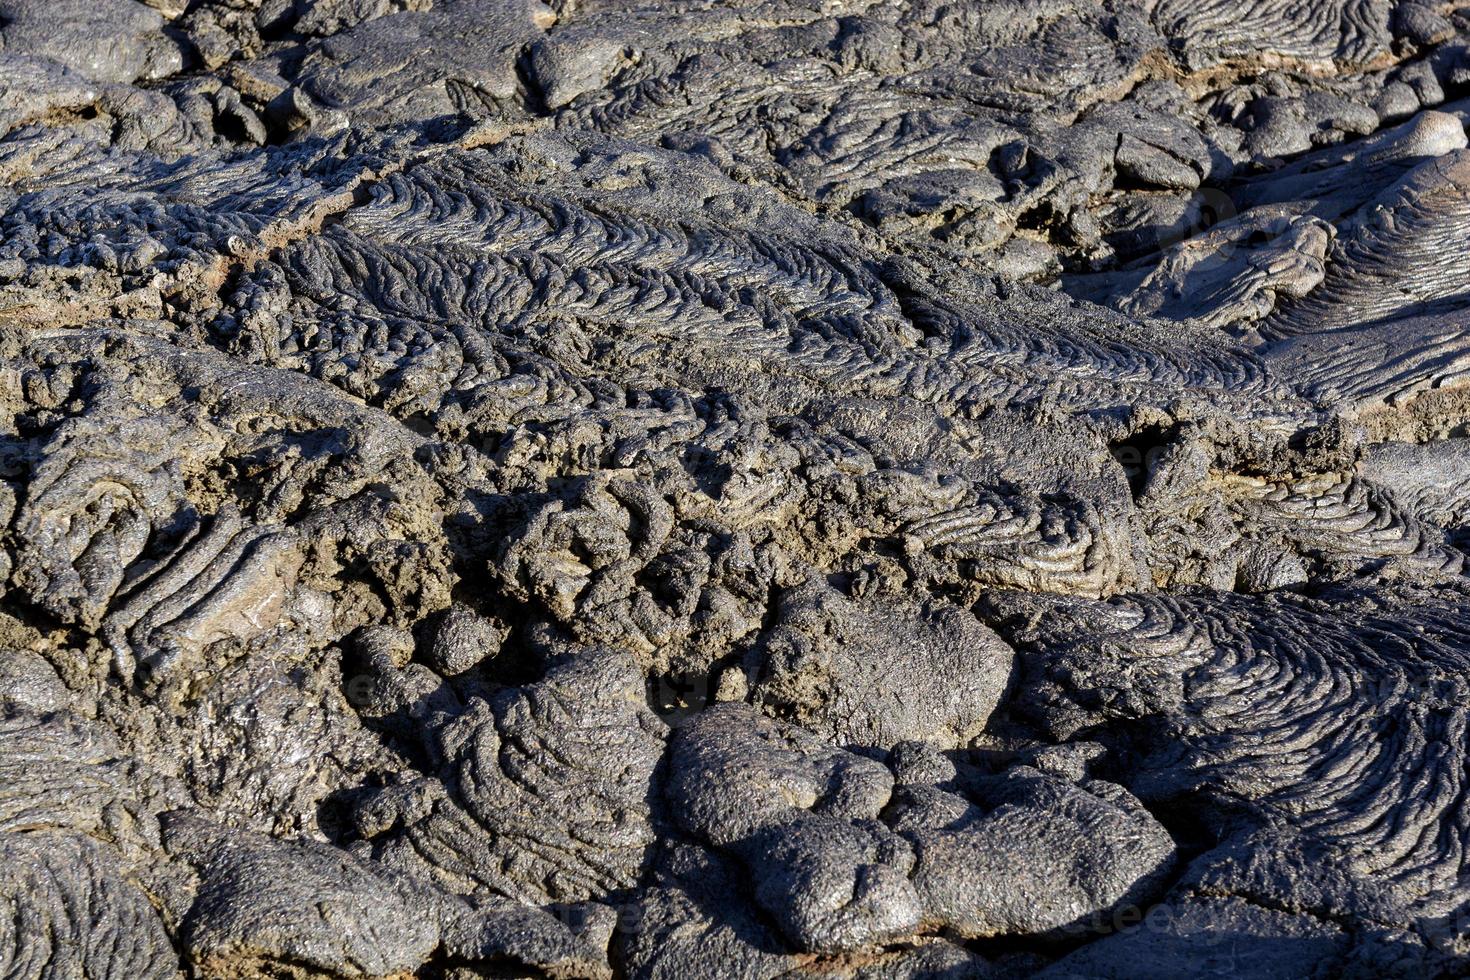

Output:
xmin=4 ymin=0 xmax=1470 ymax=977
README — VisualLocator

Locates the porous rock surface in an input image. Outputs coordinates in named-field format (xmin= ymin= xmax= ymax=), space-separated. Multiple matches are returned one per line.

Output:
xmin=5 ymin=0 xmax=1470 ymax=977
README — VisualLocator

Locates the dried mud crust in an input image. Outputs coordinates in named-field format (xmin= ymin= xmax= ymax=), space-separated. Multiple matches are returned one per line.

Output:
xmin=5 ymin=1 xmax=1470 ymax=978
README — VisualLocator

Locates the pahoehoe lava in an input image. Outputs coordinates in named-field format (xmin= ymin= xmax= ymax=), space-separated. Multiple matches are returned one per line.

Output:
xmin=7 ymin=0 xmax=1470 ymax=977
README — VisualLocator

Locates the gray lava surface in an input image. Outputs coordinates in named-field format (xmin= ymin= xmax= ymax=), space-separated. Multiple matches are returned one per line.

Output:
xmin=5 ymin=0 xmax=1470 ymax=977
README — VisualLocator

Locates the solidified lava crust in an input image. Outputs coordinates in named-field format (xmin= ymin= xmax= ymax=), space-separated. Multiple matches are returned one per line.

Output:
xmin=5 ymin=0 xmax=1470 ymax=977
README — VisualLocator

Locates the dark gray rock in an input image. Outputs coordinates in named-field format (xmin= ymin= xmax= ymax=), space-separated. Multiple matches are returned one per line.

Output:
xmin=668 ymin=705 xmax=1175 ymax=954
xmin=3 ymin=1 xmax=1470 ymax=975
xmin=746 ymin=579 xmax=1014 ymax=749
xmin=0 ymin=832 xmax=177 ymax=980
xmin=0 ymin=0 xmax=182 ymax=85
xmin=354 ymin=647 xmax=667 ymax=903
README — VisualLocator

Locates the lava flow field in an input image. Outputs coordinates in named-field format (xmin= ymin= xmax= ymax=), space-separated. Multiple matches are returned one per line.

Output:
xmin=4 ymin=0 xmax=1470 ymax=977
